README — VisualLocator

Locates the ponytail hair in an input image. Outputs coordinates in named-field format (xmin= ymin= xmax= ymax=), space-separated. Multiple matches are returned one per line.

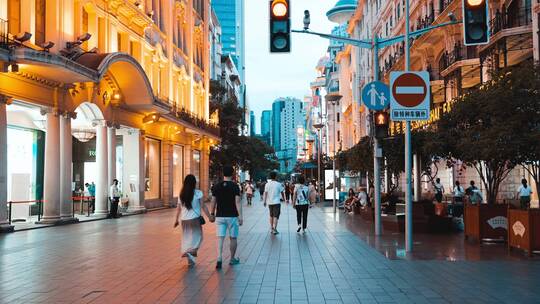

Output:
xmin=180 ymin=174 xmax=197 ymax=209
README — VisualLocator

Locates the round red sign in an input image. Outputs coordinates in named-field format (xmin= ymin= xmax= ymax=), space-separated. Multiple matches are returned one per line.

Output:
xmin=391 ymin=73 xmax=427 ymax=107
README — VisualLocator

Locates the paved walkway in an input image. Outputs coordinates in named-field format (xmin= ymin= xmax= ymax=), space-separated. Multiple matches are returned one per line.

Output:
xmin=1 ymin=195 xmax=540 ymax=304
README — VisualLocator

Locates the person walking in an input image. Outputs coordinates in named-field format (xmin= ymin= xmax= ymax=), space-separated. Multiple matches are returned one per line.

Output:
xmin=85 ymin=182 xmax=96 ymax=213
xmin=173 ymin=174 xmax=210 ymax=266
xmin=517 ymin=178 xmax=533 ymax=209
xmin=245 ymin=181 xmax=254 ymax=206
xmin=259 ymin=181 xmax=266 ymax=201
xmin=109 ymin=179 xmax=121 ymax=218
xmin=466 ymin=181 xmax=483 ymax=204
xmin=209 ymin=166 xmax=243 ymax=269
xmin=284 ymin=182 xmax=292 ymax=204
xmin=308 ymin=180 xmax=318 ymax=205
xmin=452 ymin=181 xmax=465 ymax=217
xmin=292 ymin=175 xmax=310 ymax=233
xmin=434 ymin=178 xmax=445 ymax=203
xmin=263 ymin=171 xmax=284 ymax=235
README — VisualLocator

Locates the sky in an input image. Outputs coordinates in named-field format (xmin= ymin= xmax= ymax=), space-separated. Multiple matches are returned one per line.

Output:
xmin=245 ymin=0 xmax=337 ymax=133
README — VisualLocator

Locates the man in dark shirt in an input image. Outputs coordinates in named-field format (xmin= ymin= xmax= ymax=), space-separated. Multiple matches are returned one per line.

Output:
xmin=209 ymin=166 xmax=243 ymax=269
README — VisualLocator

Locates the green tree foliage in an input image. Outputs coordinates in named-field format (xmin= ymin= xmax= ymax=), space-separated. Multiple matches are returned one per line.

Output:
xmin=434 ymin=65 xmax=540 ymax=204
xmin=209 ymin=83 xmax=278 ymax=179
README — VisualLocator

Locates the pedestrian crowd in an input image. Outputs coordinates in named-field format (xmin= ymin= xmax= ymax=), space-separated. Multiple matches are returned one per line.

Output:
xmin=172 ymin=167 xmax=320 ymax=267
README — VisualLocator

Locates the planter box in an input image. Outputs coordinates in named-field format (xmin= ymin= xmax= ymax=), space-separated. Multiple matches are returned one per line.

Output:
xmin=508 ymin=209 xmax=540 ymax=256
xmin=464 ymin=204 xmax=508 ymax=242
xmin=382 ymin=214 xmax=404 ymax=232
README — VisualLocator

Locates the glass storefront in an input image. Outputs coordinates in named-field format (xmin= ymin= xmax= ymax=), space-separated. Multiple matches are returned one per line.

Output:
xmin=172 ymin=145 xmax=184 ymax=198
xmin=192 ymin=150 xmax=201 ymax=184
xmin=7 ymin=126 xmax=44 ymax=220
xmin=144 ymin=138 xmax=161 ymax=200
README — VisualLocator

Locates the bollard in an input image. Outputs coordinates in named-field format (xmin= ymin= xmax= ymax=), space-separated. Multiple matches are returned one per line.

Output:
xmin=8 ymin=201 xmax=12 ymax=225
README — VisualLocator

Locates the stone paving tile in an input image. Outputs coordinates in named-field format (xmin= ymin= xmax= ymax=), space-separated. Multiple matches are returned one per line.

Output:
xmin=2 ymin=193 xmax=540 ymax=304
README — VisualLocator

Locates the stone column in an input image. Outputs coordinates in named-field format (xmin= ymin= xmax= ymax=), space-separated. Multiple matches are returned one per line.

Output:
xmin=162 ymin=141 xmax=173 ymax=208
xmin=107 ymin=126 xmax=116 ymax=189
xmin=60 ymin=113 xmax=77 ymax=222
xmin=41 ymin=111 xmax=61 ymax=224
xmin=124 ymin=129 xmax=146 ymax=213
xmin=94 ymin=122 xmax=109 ymax=215
xmin=0 ymin=96 xmax=13 ymax=232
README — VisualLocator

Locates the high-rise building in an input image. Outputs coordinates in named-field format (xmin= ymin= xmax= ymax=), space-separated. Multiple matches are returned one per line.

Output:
xmin=250 ymin=111 xmax=255 ymax=136
xmin=212 ymin=0 xmax=245 ymax=105
xmin=260 ymin=110 xmax=272 ymax=145
xmin=271 ymin=98 xmax=306 ymax=173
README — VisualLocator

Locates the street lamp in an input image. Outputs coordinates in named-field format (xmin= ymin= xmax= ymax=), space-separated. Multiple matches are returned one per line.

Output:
xmin=326 ymin=93 xmax=342 ymax=214
xmin=313 ymin=122 xmax=324 ymax=201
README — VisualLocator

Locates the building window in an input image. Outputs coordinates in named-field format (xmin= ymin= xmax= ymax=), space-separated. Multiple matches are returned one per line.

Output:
xmin=192 ymin=150 xmax=201 ymax=183
xmin=35 ymin=0 xmax=46 ymax=45
xmin=144 ymin=138 xmax=161 ymax=200
xmin=173 ymin=145 xmax=184 ymax=198
xmin=8 ymin=0 xmax=21 ymax=35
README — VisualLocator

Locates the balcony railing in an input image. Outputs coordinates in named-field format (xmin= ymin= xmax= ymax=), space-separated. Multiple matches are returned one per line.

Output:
xmin=1 ymin=18 xmax=9 ymax=50
xmin=439 ymin=0 xmax=454 ymax=14
xmin=168 ymin=102 xmax=219 ymax=136
xmin=439 ymin=42 xmax=478 ymax=71
xmin=412 ymin=13 xmax=435 ymax=32
xmin=381 ymin=42 xmax=405 ymax=75
xmin=490 ymin=7 xmax=532 ymax=36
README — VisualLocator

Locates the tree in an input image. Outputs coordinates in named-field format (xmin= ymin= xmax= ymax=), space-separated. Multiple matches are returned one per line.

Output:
xmin=507 ymin=64 xmax=540 ymax=198
xmin=381 ymin=135 xmax=404 ymax=193
xmin=435 ymin=66 xmax=531 ymax=204
xmin=209 ymin=82 xmax=278 ymax=179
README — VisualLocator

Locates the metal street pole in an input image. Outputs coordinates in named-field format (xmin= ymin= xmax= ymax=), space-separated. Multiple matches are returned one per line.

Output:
xmin=372 ymin=37 xmax=382 ymax=236
xmin=332 ymin=101 xmax=337 ymax=214
xmin=325 ymin=94 xmax=342 ymax=214
xmin=404 ymin=0 xmax=413 ymax=252
xmin=313 ymin=122 xmax=324 ymax=201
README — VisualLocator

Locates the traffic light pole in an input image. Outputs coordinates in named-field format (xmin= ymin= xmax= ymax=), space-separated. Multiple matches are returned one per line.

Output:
xmin=372 ymin=38 xmax=382 ymax=236
xmin=404 ymin=0 xmax=413 ymax=252
xmin=292 ymin=15 xmax=458 ymax=245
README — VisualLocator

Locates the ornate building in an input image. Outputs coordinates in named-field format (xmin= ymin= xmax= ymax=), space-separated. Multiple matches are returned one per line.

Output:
xmin=0 ymin=0 xmax=218 ymax=231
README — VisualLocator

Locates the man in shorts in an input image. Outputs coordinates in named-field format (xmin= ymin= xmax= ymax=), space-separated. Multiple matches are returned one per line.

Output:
xmin=209 ymin=166 xmax=243 ymax=269
xmin=263 ymin=171 xmax=284 ymax=235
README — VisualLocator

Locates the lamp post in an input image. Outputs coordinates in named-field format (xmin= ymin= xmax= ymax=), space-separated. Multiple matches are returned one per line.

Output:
xmin=313 ymin=122 xmax=324 ymax=200
xmin=326 ymin=93 xmax=342 ymax=214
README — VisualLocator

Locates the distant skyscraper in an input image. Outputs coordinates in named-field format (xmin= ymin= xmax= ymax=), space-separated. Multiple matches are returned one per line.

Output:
xmin=212 ymin=0 xmax=245 ymax=84
xmin=271 ymin=97 xmax=305 ymax=173
xmin=250 ymin=111 xmax=255 ymax=136
xmin=261 ymin=110 xmax=272 ymax=145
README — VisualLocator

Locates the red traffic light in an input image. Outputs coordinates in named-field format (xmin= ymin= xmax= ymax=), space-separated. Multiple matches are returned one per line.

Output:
xmin=271 ymin=0 xmax=289 ymax=19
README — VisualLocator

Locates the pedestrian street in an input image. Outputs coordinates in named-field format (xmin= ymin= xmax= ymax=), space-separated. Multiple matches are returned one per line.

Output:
xmin=1 ymin=195 xmax=540 ymax=304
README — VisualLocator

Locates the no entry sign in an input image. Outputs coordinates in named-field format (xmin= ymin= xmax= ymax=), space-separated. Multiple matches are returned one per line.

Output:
xmin=390 ymin=71 xmax=430 ymax=121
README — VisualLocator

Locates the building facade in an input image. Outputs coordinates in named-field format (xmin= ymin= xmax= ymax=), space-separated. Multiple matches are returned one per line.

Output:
xmin=0 ymin=0 xmax=218 ymax=230
xmin=271 ymin=97 xmax=305 ymax=173
xmin=340 ymin=0 xmax=539 ymax=203
xmin=260 ymin=109 xmax=271 ymax=145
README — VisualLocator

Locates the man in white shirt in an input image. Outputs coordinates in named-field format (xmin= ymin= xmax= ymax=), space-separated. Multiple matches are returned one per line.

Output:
xmin=109 ymin=179 xmax=121 ymax=218
xmin=358 ymin=187 xmax=368 ymax=207
xmin=517 ymin=178 xmax=533 ymax=209
xmin=263 ymin=171 xmax=285 ymax=235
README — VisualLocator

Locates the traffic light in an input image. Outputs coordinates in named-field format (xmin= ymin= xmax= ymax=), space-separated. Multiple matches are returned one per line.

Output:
xmin=462 ymin=0 xmax=489 ymax=45
xmin=374 ymin=111 xmax=389 ymax=139
xmin=270 ymin=0 xmax=290 ymax=53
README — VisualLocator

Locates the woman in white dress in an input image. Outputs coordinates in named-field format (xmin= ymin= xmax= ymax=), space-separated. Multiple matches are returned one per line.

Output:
xmin=174 ymin=174 xmax=211 ymax=266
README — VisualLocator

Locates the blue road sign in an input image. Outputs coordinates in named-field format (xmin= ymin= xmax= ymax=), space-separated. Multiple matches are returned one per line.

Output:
xmin=361 ymin=81 xmax=390 ymax=111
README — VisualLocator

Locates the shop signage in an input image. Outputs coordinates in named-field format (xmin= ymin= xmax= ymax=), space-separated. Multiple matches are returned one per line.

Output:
xmin=390 ymin=71 xmax=430 ymax=121
xmin=89 ymin=149 xmax=96 ymax=157
xmin=486 ymin=216 xmax=508 ymax=230
xmin=512 ymin=221 xmax=526 ymax=237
